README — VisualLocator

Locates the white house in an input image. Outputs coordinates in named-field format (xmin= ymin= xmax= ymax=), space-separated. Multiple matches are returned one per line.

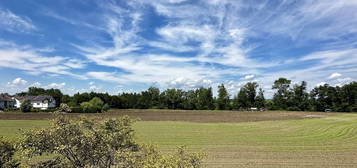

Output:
xmin=14 ymin=96 xmax=56 ymax=110
xmin=0 ymin=94 xmax=15 ymax=110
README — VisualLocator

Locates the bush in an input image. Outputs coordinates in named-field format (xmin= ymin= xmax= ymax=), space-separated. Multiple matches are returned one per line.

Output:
xmin=58 ymin=103 xmax=72 ymax=113
xmin=4 ymin=107 xmax=19 ymax=112
xmin=19 ymin=116 xmax=205 ymax=168
xmin=20 ymin=100 xmax=32 ymax=112
xmin=80 ymin=97 xmax=105 ymax=113
xmin=70 ymin=106 xmax=83 ymax=113
xmin=80 ymin=102 xmax=97 ymax=113
xmin=102 ymin=103 xmax=110 ymax=112
xmin=0 ymin=138 xmax=19 ymax=168
xmin=287 ymin=106 xmax=301 ymax=111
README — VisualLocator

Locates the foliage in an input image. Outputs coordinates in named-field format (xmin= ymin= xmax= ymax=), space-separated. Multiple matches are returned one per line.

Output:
xmin=80 ymin=97 xmax=105 ymax=113
xmin=19 ymin=116 xmax=205 ymax=168
xmin=8 ymin=79 xmax=357 ymax=112
xmin=58 ymin=103 xmax=72 ymax=113
xmin=272 ymin=78 xmax=291 ymax=110
xmin=0 ymin=137 xmax=19 ymax=168
xmin=162 ymin=89 xmax=184 ymax=109
xmin=120 ymin=145 xmax=205 ymax=168
xmin=216 ymin=84 xmax=230 ymax=110
xmin=20 ymin=99 xmax=32 ymax=112
xmin=102 ymin=104 xmax=110 ymax=112
xmin=233 ymin=82 xmax=264 ymax=109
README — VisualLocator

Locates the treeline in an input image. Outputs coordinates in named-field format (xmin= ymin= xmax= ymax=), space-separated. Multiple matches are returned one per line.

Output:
xmin=15 ymin=78 xmax=357 ymax=112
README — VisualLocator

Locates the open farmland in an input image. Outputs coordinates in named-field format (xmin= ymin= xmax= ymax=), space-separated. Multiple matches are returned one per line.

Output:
xmin=1 ymin=110 xmax=357 ymax=167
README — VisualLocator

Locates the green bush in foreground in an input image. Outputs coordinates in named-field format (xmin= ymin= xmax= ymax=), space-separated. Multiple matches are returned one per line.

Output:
xmin=18 ymin=115 xmax=205 ymax=168
xmin=0 ymin=138 xmax=19 ymax=168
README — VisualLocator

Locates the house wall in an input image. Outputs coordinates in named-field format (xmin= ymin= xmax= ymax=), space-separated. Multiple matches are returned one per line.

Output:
xmin=15 ymin=98 xmax=56 ymax=109
xmin=15 ymin=99 xmax=21 ymax=108
xmin=0 ymin=101 xmax=4 ymax=109
xmin=0 ymin=101 xmax=15 ymax=109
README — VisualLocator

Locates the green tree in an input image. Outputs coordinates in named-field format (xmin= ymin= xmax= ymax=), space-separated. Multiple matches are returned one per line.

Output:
xmin=162 ymin=89 xmax=184 ymax=109
xmin=255 ymin=88 xmax=265 ymax=109
xmin=182 ymin=90 xmax=197 ymax=110
xmin=20 ymin=99 xmax=32 ymax=112
xmin=310 ymin=84 xmax=338 ymax=111
xmin=196 ymin=87 xmax=214 ymax=110
xmin=272 ymin=78 xmax=292 ymax=110
xmin=233 ymin=87 xmax=248 ymax=110
xmin=244 ymin=82 xmax=259 ymax=107
xmin=290 ymin=81 xmax=309 ymax=111
xmin=216 ymin=84 xmax=230 ymax=110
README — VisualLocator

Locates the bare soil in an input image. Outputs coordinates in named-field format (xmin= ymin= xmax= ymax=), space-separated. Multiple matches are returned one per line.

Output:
xmin=0 ymin=109 xmax=336 ymax=123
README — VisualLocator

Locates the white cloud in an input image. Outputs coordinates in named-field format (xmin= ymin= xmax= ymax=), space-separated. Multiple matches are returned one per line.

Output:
xmin=29 ymin=82 xmax=42 ymax=87
xmin=242 ymin=74 xmax=255 ymax=80
xmin=334 ymin=77 xmax=353 ymax=86
xmin=0 ymin=40 xmax=86 ymax=78
xmin=316 ymin=82 xmax=327 ymax=87
xmin=328 ymin=72 xmax=342 ymax=79
xmin=88 ymin=81 xmax=101 ymax=91
xmin=7 ymin=78 xmax=28 ymax=86
xmin=47 ymin=82 xmax=66 ymax=89
xmin=166 ymin=77 xmax=213 ymax=89
xmin=0 ymin=9 xmax=36 ymax=33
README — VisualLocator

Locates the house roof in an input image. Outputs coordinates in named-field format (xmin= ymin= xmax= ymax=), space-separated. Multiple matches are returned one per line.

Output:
xmin=15 ymin=95 xmax=54 ymax=102
xmin=0 ymin=94 xmax=14 ymax=101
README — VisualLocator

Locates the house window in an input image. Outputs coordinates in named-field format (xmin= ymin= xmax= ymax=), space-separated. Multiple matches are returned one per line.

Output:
xmin=37 ymin=103 xmax=40 ymax=105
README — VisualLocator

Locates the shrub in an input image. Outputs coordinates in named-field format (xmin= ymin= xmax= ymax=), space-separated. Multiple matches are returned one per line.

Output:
xmin=80 ymin=97 xmax=105 ymax=113
xmin=287 ymin=106 xmax=300 ymax=111
xmin=19 ymin=116 xmax=205 ymax=168
xmin=102 ymin=103 xmax=110 ymax=112
xmin=58 ymin=103 xmax=72 ymax=113
xmin=80 ymin=102 xmax=97 ymax=113
xmin=0 ymin=138 xmax=19 ymax=168
xmin=20 ymin=100 xmax=32 ymax=112
xmin=4 ymin=107 xmax=19 ymax=112
xmin=70 ymin=106 xmax=83 ymax=113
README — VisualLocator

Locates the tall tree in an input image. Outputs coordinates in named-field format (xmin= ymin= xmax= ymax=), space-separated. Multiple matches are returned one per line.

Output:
xmin=162 ymin=89 xmax=184 ymax=109
xmin=196 ymin=88 xmax=214 ymax=110
xmin=244 ymin=82 xmax=259 ymax=107
xmin=255 ymin=88 xmax=265 ymax=109
xmin=216 ymin=84 xmax=230 ymax=110
xmin=272 ymin=78 xmax=291 ymax=110
xmin=233 ymin=87 xmax=249 ymax=110
xmin=290 ymin=81 xmax=309 ymax=111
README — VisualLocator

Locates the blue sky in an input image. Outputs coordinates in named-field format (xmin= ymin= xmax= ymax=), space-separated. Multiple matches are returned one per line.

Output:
xmin=0 ymin=0 xmax=356 ymax=97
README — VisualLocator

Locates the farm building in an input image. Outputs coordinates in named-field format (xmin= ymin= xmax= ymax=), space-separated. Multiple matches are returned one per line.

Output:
xmin=14 ymin=96 xmax=56 ymax=109
xmin=0 ymin=94 xmax=15 ymax=110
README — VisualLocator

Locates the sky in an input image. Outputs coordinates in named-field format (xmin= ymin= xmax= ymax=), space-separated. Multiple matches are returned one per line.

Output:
xmin=0 ymin=0 xmax=356 ymax=97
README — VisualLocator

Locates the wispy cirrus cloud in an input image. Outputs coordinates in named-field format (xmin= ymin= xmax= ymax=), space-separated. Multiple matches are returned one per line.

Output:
xmin=0 ymin=9 xmax=36 ymax=33
xmin=1 ymin=0 xmax=357 ymax=95
xmin=0 ymin=39 xmax=86 ymax=78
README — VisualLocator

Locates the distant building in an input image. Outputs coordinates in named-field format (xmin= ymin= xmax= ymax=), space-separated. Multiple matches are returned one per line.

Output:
xmin=250 ymin=107 xmax=258 ymax=111
xmin=14 ymin=96 xmax=56 ymax=109
xmin=0 ymin=94 xmax=15 ymax=110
